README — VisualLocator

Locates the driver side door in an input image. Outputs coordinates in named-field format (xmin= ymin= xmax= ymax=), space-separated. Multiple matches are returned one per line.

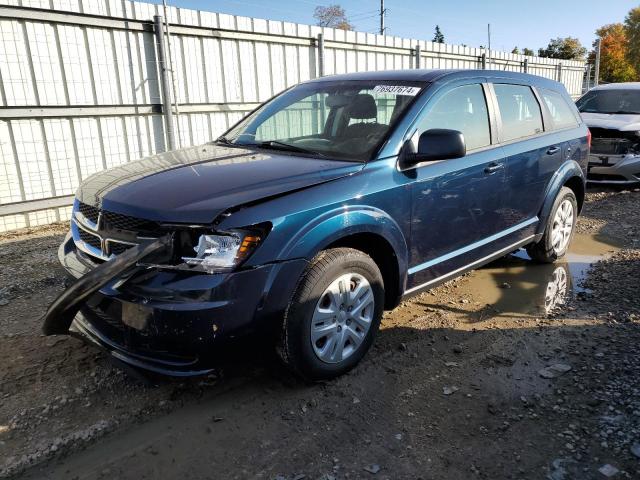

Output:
xmin=406 ymin=82 xmax=511 ymax=291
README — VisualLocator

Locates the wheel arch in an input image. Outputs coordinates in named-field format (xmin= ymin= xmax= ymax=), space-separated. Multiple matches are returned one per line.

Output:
xmin=536 ymin=160 xmax=586 ymax=236
xmin=563 ymin=175 xmax=585 ymax=213
xmin=325 ymin=232 xmax=402 ymax=310
xmin=279 ymin=206 xmax=408 ymax=310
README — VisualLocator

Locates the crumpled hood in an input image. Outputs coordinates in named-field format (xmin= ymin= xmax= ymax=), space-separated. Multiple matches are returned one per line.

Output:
xmin=77 ymin=144 xmax=362 ymax=224
xmin=582 ymin=112 xmax=640 ymax=131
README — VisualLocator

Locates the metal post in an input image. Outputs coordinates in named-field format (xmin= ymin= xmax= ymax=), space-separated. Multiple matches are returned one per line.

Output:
xmin=154 ymin=15 xmax=176 ymax=151
xmin=594 ymin=38 xmax=601 ymax=86
xmin=317 ymin=33 xmax=325 ymax=77
xmin=523 ymin=58 xmax=528 ymax=73
xmin=557 ymin=63 xmax=563 ymax=82
xmin=162 ymin=0 xmax=181 ymax=148
xmin=379 ymin=0 xmax=385 ymax=35
xmin=481 ymin=53 xmax=486 ymax=69
xmin=415 ymin=44 xmax=421 ymax=69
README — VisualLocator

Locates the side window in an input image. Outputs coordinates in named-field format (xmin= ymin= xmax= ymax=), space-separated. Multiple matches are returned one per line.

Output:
xmin=494 ymin=84 xmax=543 ymax=142
xmin=541 ymin=89 xmax=579 ymax=130
xmin=417 ymin=84 xmax=491 ymax=151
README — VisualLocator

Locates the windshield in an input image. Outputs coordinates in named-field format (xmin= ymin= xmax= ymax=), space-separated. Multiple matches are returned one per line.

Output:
xmin=220 ymin=80 xmax=426 ymax=161
xmin=576 ymin=89 xmax=640 ymax=114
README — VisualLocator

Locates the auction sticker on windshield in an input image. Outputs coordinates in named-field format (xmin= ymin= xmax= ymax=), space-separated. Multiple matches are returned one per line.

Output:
xmin=372 ymin=85 xmax=421 ymax=95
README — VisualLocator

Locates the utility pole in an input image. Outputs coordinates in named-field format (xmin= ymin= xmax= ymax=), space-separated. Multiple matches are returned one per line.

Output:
xmin=380 ymin=0 xmax=386 ymax=35
xmin=487 ymin=23 xmax=491 ymax=69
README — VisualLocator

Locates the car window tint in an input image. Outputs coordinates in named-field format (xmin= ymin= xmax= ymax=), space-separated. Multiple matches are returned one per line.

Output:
xmin=542 ymin=89 xmax=578 ymax=129
xmin=418 ymin=84 xmax=491 ymax=151
xmin=494 ymin=84 xmax=543 ymax=141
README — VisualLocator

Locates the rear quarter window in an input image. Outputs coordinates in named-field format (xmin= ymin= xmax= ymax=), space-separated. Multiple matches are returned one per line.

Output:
xmin=541 ymin=89 xmax=579 ymax=130
xmin=494 ymin=84 xmax=543 ymax=142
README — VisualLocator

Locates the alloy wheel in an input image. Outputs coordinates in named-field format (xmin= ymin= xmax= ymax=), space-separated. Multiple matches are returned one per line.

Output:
xmin=551 ymin=199 xmax=574 ymax=254
xmin=310 ymin=272 xmax=375 ymax=364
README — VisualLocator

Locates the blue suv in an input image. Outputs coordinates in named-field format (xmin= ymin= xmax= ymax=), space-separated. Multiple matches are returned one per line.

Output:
xmin=44 ymin=70 xmax=589 ymax=380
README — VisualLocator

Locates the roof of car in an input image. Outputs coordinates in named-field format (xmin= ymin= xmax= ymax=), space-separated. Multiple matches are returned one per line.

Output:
xmin=307 ymin=69 xmax=563 ymax=89
xmin=590 ymin=82 xmax=640 ymax=90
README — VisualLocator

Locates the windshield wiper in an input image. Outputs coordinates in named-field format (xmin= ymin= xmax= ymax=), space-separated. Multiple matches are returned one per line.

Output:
xmin=215 ymin=136 xmax=235 ymax=145
xmin=256 ymin=140 xmax=326 ymax=157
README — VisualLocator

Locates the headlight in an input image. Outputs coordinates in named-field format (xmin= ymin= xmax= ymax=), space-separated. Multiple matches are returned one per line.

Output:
xmin=138 ymin=224 xmax=269 ymax=274
xmin=181 ymin=232 xmax=262 ymax=273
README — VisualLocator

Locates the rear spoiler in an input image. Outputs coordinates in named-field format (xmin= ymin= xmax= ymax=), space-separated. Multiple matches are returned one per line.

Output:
xmin=42 ymin=235 xmax=173 ymax=335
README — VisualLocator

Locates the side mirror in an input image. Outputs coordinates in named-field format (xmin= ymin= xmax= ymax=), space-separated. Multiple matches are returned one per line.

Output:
xmin=401 ymin=129 xmax=466 ymax=168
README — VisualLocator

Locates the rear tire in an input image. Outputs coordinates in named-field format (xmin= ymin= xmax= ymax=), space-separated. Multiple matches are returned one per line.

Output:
xmin=526 ymin=187 xmax=577 ymax=263
xmin=278 ymin=248 xmax=384 ymax=381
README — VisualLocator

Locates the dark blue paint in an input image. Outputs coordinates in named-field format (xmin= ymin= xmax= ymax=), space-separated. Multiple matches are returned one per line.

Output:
xmin=59 ymin=70 xmax=588 ymax=375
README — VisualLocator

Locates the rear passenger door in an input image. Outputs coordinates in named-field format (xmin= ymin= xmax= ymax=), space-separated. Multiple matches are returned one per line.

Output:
xmin=491 ymin=83 xmax=564 ymax=229
xmin=539 ymin=87 xmax=582 ymax=168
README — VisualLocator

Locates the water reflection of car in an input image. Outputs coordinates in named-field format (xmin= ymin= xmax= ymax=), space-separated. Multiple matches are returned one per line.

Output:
xmin=480 ymin=255 xmax=572 ymax=317
xmin=543 ymin=265 xmax=570 ymax=313
xmin=44 ymin=70 xmax=588 ymax=381
xmin=576 ymin=83 xmax=640 ymax=184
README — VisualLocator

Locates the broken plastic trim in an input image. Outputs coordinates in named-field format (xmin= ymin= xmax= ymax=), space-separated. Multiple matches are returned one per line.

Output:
xmin=42 ymin=235 xmax=173 ymax=336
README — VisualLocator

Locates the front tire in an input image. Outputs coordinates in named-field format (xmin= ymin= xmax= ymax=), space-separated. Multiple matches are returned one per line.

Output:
xmin=278 ymin=248 xmax=384 ymax=381
xmin=526 ymin=187 xmax=577 ymax=263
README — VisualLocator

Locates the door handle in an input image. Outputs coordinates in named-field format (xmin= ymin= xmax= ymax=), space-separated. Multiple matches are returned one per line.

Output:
xmin=484 ymin=162 xmax=504 ymax=174
xmin=546 ymin=146 xmax=560 ymax=155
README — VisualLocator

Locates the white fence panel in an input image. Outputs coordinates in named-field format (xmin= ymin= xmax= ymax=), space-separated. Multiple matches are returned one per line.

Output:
xmin=0 ymin=0 xmax=587 ymax=232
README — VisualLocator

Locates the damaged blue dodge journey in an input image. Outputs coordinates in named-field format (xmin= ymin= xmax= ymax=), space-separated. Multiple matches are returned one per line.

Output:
xmin=44 ymin=70 xmax=589 ymax=380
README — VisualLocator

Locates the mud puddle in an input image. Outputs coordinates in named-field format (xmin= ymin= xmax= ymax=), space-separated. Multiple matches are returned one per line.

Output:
xmin=459 ymin=233 xmax=622 ymax=318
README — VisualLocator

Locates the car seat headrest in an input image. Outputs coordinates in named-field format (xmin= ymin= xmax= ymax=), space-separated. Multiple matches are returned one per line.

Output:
xmin=347 ymin=94 xmax=378 ymax=120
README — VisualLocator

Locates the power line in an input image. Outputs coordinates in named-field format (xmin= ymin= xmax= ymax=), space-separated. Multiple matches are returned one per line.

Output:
xmin=349 ymin=10 xmax=380 ymax=20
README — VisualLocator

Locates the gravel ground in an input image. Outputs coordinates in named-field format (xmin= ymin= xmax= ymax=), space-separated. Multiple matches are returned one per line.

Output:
xmin=0 ymin=187 xmax=639 ymax=480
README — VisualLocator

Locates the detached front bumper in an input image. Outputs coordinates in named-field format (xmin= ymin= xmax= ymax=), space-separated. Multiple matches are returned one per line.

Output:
xmin=46 ymin=232 xmax=307 ymax=376
xmin=587 ymin=153 xmax=640 ymax=184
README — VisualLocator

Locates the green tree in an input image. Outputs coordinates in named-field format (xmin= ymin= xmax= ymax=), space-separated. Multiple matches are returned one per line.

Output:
xmin=538 ymin=37 xmax=587 ymax=60
xmin=591 ymin=24 xmax=637 ymax=83
xmin=624 ymin=7 xmax=640 ymax=73
xmin=313 ymin=5 xmax=353 ymax=30
xmin=433 ymin=25 xmax=444 ymax=43
xmin=511 ymin=47 xmax=520 ymax=54
xmin=523 ymin=47 xmax=535 ymax=56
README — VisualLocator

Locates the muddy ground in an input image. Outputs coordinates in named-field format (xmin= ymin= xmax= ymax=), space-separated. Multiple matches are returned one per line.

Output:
xmin=1 ymin=188 xmax=639 ymax=480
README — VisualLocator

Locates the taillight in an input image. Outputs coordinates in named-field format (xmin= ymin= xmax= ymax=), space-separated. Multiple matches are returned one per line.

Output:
xmin=587 ymin=129 xmax=591 ymax=149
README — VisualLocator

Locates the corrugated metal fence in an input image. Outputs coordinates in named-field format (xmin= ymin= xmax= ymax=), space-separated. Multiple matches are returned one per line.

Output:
xmin=0 ymin=0 xmax=587 ymax=232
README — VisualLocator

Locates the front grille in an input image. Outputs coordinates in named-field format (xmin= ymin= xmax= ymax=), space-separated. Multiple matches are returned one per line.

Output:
xmin=102 ymin=210 xmax=160 ymax=234
xmin=73 ymin=202 xmax=164 ymax=260
xmin=588 ymin=172 xmax=630 ymax=182
xmin=78 ymin=228 xmax=101 ymax=250
xmin=107 ymin=240 xmax=135 ymax=256
xmin=78 ymin=202 xmax=99 ymax=224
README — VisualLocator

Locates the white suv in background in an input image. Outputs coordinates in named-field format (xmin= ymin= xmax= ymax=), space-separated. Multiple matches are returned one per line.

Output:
xmin=577 ymin=83 xmax=640 ymax=184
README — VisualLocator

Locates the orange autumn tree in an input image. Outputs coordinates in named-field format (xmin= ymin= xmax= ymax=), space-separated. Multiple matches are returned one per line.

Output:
xmin=592 ymin=23 xmax=638 ymax=83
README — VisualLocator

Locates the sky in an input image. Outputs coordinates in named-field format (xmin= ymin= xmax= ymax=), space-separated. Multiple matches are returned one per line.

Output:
xmin=148 ymin=0 xmax=639 ymax=54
